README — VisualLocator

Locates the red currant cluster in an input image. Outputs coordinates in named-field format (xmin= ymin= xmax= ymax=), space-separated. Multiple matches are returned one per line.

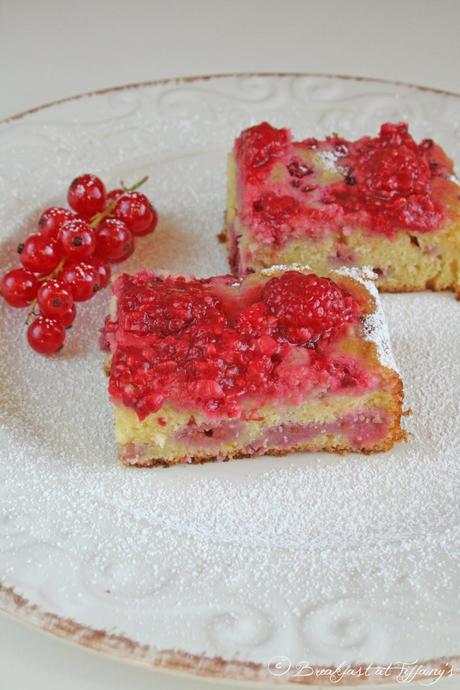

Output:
xmin=1 ymin=173 xmax=158 ymax=355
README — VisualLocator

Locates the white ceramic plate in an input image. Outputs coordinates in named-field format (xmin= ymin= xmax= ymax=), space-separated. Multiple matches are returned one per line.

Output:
xmin=0 ymin=74 xmax=459 ymax=686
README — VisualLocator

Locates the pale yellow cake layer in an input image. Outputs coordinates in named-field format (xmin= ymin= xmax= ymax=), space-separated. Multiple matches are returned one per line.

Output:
xmin=115 ymin=390 xmax=398 ymax=463
xmin=235 ymin=220 xmax=460 ymax=292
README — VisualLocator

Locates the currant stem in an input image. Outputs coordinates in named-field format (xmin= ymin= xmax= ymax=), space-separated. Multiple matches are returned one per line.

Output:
xmin=121 ymin=175 xmax=149 ymax=192
xmin=89 ymin=175 xmax=149 ymax=229
xmin=25 ymin=300 xmax=39 ymax=325
xmin=38 ymin=258 xmax=66 ymax=282
xmin=25 ymin=258 xmax=66 ymax=324
xmin=90 ymin=203 xmax=116 ymax=229
xmin=25 ymin=175 xmax=149 ymax=325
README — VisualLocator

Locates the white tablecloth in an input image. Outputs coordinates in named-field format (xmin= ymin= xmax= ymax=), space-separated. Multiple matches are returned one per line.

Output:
xmin=1 ymin=0 xmax=459 ymax=687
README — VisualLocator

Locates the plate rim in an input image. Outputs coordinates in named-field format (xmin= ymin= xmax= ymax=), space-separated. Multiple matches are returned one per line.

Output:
xmin=1 ymin=582 xmax=458 ymax=686
xmin=2 ymin=70 xmax=460 ymax=125
xmin=1 ymin=71 xmax=459 ymax=686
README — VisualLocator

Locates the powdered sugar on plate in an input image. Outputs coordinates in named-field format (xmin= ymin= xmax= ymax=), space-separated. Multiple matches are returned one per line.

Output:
xmin=0 ymin=75 xmax=459 ymax=673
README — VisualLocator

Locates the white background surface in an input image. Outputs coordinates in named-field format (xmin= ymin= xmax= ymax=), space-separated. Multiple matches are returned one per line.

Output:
xmin=1 ymin=1 xmax=459 ymax=688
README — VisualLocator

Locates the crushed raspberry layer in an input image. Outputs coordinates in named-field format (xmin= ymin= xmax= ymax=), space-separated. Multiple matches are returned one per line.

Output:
xmin=120 ymin=409 xmax=390 ymax=464
xmin=101 ymin=270 xmax=381 ymax=420
xmin=175 ymin=409 xmax=389 ymax=450
xmin=235 ymin=121 xmax=454 ymax=244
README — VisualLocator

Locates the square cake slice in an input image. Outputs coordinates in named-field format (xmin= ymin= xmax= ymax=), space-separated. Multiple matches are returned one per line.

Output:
xmin=101 ymin=265 xmax=405 ymax=467
xmin=225 ymin=121 xmax=460 ymax=295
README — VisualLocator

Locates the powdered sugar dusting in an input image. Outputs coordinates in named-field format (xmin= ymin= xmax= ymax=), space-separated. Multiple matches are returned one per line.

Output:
xmin=318 ymin=149 xmax=342 ymax=172
xmin=261 ymin=263 xmax=398 ymax=372
xmin=0 ymin=76 xmax=459 ymax=671
xmin=338 ymin=266 xmax=398 ymax=371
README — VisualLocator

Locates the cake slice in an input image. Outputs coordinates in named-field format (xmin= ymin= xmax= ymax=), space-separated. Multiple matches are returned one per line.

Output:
xmin=225 ymin=121 xmax=460 ymax=295
xmin=101 ymin=265 xmax=405 ymax=467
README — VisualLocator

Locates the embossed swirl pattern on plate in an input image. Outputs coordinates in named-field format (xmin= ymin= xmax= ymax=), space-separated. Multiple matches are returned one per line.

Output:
xmin=0 ymin=75 xmax=459 ymax=675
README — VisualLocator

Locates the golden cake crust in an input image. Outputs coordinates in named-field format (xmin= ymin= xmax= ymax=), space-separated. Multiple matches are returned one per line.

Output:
xmin=226 ymin=123 xmax=460 ymax=295
xmin=104 ymin=265 xmax=406 ymax=467
xmin=118 ymin=368 xmax=405 ymax=467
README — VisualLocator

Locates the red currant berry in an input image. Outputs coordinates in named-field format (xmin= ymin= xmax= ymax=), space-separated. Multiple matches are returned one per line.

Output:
xmin=58 ymin=218 xmax=96 ymax=260
xmin=88 ymin=256 xmax=111 ymax=289
xmin=27 ymin=316 xmax=65 ymax=355
xmin=59 ymin=302 xmax=77 ymax=328
xmin=106 ymin=188 xmax=124 ymax=204
xmin=113 ymin=192 xmax=156 ymax=236
xmin=18 ymin=234 xmax=61 ymax=275
xmin=61 ymin=261 xmax=101 ymax=301
xmin=38 ymin=207 xmax=75 ymax=242
xmin=1 ymin=268 xmax=39 ymax=307
xmin=146 ymin=205 xmax=159 ymax=234
xmin=95 ymin=218 xmax=134 ymax=262
xmin=37 ymin=279 xmax=74 ymax=319
xmin=67 ymin=174 xmax=106 ymax=219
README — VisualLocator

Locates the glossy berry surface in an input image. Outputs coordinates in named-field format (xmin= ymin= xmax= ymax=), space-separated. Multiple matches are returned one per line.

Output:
xmin=106 ymin=188 xmax=124 ymax=204
xmin=67 ymin=174 xmax=106 ymax=219
xmin=1 ymin=268 xmax=39 ymax=307
xmin=145 ymin=205 xmax=159 ymax=235
xmin=37 ymin=279 xmax=74 ymax=319
xmin=253 ymin=192 xmax=299 ymax=225
xmin=263 ymin=271 xmax=360 ymax=342
xmin=88 ymin=256 xmax=111 ymax=289
xmin=336 ymin=122 xmax=443 ymax=234
xmin=102 ymin=270 xmax=367 ymax=420
xmin=58 ymin=302 xmax=77 ymax=328
xmin=61 ymin=261 xmax=101 ymax=301
xmin=58 ymin=218 xmax=96 ymax=260
xmin=113 ymin=192 xmax=156 ymax=236
xmin=3 ymin=172 xmax=157 ymax=355
xmin=38 ymin=207 xmax=76 ymax=242
xmin=27 ymin=316 xmax=66 ymax=355
xmin=18 ymin=234 xmax=61 ymax=275
xmin=95 ymin=218 xmax=134 ymax=262
xmin=236 ymin=121 xmax=289 ymax=170
xmin=236 ymin=121 xmax=451 ymax=244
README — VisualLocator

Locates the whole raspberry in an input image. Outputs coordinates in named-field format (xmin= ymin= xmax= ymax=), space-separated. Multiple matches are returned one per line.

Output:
xmin=263 ymin=271 xmax=360 ymax=343
xmin=379 ymin=122 xmax=415 ymax=148
xmin=236 ymin=122 xmax=288 ymax=169
xmin=335 ymin=122 xmax=442 ymax=234
xmin=359 ymin=146 xmax=431 ymax=202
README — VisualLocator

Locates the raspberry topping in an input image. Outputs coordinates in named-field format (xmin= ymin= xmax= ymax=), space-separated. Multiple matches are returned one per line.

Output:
xmin=356 ymin=126 xmax=430 ymax=200
xmin=235 ymin=121 xmax=452 ymax=243
xmin=287 ymin=159 xmax=314 ymax=178
xmin=335 ymin=123 xmax=443 ymax=234
xmin=235 ymin=122 xmax=289 ymax=171
xmin=263 ymin=271 xmax=361 ymax=344
xmin=103 ymin=270 xmax=370 ymax=420
xmin=118 ymin=275 xmax=226 ymax=338
xmin=253 ymin=192 xmax=300 ymax=225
